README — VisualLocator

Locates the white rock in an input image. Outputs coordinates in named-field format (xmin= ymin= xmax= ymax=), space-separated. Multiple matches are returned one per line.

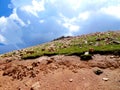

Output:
xmin=110 ymin=56 xmax=114 ymax=58
xmin=31 ymin=82 xmax=40 ymax=90
xmin=84 ymin=40 xmax=88 ymax=44
xmin=69 ymin=79 xmax=73 ymax=82
xmin=84 ymin=52 xmax=89 ymax=55
xmin=102 ymin=78 xmax=109 ymax=81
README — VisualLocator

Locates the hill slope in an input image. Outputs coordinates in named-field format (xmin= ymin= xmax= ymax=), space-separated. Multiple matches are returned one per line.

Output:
xmin=0 ymin=31 xmax=120 ymax=90
xmin=1 ymin=30 xmax=120 ymax=59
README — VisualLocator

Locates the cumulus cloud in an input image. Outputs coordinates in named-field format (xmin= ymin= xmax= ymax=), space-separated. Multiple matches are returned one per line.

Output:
xmin=20 ymin=0 xmax=45 ymax=17
xmin=100 ymin=5 xmax=120 ymax=19
xmin=0 ymin=9 xmax=23 ymax=45
xmin=0 ymin=0 xmax=120 ymax=53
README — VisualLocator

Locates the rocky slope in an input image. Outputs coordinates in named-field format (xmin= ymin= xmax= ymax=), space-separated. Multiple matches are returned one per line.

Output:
xmin=0 ymin=31 xmax=120 ymax=90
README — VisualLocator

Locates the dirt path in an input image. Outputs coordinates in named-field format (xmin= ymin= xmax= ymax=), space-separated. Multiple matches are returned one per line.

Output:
xmin=0 ymin=54 xmax=120 ymax=90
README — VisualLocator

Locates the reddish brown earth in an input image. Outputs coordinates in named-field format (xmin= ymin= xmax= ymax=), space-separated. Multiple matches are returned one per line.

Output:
xmin=0 ymin=54 xmax=120 ymax=90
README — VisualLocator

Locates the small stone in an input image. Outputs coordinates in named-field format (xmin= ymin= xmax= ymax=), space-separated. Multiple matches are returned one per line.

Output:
xmin=84 ymin=52 xmax=89 ymax=55
xmin=84 ymin=40 xmax=88 ymax=44
xmin=27 ymin=66 xmax=33 ymax=70
xmin=83 ymin=77 xmax=85 ymax=80
xmin=110 ymin=56 xmax=114 ymax=58
xmin=93 ymin=69 xmax=103 ymax=75
xmin=31 ymin=82 xmax=40 ymax=90
xmin=72 ymin=69 xmax=78 ymax=73
xmin=95 ymin=42 xmax=99 ymax=46
xmin=46 ymin=59 xmax=53 ymax=64
xmin=69 ymin=79 xmax=73 ymax=82
xmin=102 ymin=78 xmax=109 ymax=81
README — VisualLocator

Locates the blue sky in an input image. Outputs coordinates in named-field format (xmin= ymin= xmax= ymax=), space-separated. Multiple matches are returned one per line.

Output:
xmin=0 ymin=0 xmax=120 ymax=54
xmin=0 ymin=0 xmax=12 ymax=17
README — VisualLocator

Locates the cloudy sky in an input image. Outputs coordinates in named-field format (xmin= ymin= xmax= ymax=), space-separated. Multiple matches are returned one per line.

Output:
xmin=0 ymin=0 xmax=120 ymax=54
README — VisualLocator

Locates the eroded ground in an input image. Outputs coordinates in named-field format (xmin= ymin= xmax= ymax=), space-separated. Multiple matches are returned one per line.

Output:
xmin=0 ymin=54 xmax=120 ymax=90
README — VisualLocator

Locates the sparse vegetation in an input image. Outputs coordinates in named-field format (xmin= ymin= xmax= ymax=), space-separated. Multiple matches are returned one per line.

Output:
xmin=21 ymin=53 xmax=41 ymax=59
xmin=1 ymin=31 xmax=120 ymax=59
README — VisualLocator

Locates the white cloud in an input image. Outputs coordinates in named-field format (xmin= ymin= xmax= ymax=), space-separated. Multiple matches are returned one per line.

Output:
xmin=0 ymin=16 xmax=7 ymax=26
xmin=78 ymin=11 xmax=90 ymax=21
xmin=100 ymin=5 xmax=120 ymax=19
xmin=39 ymin=20 xmax=45 ymax=23
xmin=63 ymin=23 xmax=79 ymax=32
xmin=20 ymin=0 xmax=45 ymax=17
xmin=58 ymin=13 xmax=80 ymax=35
xmin=9 ymin=9 xmax=26 ymax=26
xmin=0 ymin=17 xmax=7 ymax=34
xmin=0 ymin=34 xmax=7 ymax=44
xmin=65 ymin=0 xmax=81 ymax=11
xmin=27 ymin=20 xmax=31 ymax=25
xmin=0 ymin=9 xmax=24 ymax=45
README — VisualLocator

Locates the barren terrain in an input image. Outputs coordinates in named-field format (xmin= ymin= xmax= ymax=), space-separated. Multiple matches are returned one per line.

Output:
xmin=0 ymin=54 xmax=119 ymax=90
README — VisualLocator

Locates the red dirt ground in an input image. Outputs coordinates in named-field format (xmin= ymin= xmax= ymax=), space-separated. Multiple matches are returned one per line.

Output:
xmin=0 ymin=54 xmax=120 ymax=90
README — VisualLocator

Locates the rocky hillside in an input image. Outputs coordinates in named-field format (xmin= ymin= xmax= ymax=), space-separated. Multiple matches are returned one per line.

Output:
xmin=1 ymin=31 xmax=120 ymax=60
xmin=0 ymin=31 xmax=120 ymax=90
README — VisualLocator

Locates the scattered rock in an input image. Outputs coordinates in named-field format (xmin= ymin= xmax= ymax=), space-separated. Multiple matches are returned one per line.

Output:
xmin=112 ymin=40 xmax=120 ymax=44
xmin=94 ymin=42 xmax=100 ymax=46
xmin=84 ymin=52 xmax=89 ymax=55
xmin=89 ymin=48 xmax=94 ymax=53
xmin=110 ymin=56 xmax=114 ymax=58
xmin=32 ymin=62 xmax=39 ymax=67
xmin=96 ymin=38 xmax=105 ymax=41
xmin=31 ymin=82 xmax=40 ymax=90
xmin=102 ymin=78 xmax=109 ymax=81
xmin=69 ymin=79 xmax=73 ymax=82
xmin=84 ymin=40 xmax=88 ymax=44
xmin=72 ymin=69 xmax=78 ymax=73
xmin=46 ymin=59 xmax=53 ymax=64
xmin=27 ymin=66 xmax=33 ymax=70
xmin=93 ymin=69 xmax=103 ymax=75
xmin=89 ymin=42 xmax=93 ymax=45
xmin=41 ymin=48 xmax=45 ymax=51
xmin=5 ymin=59 xmax=12 ymax=63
